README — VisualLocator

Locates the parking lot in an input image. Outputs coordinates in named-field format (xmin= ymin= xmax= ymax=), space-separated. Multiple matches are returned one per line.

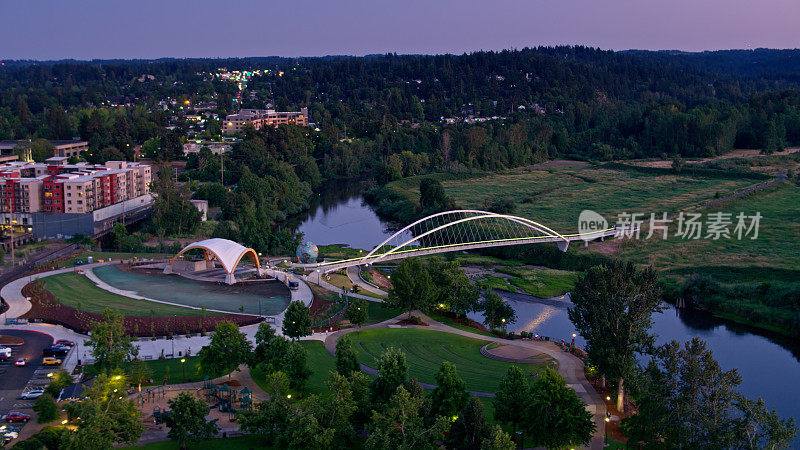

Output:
xmin=0 ymin=330 xmax=71 ymax=444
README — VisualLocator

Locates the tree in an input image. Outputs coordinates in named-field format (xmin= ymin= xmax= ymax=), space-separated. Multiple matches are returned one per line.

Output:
xmin=282 ymin=300 xmax=312 ymax=340
xmin=386 ymin=258 xmax=434 ymax=318
xmin=62 ymin=373 xmax=143 ymax=448
xmin=129 ymin=358 xmax=153 ymax=392
xmin=525 ymin=368 xmax=595 ymax=449
xmin=164 ymin=392 xmax=219 ymax=449
xmin=253 ymin=322 xmax=289 ymax=371
xmin=371 ymin=347 xmax=410 ymax=405
xmin=622 ymin=338 xmax=797 ymax=448
xmin=366 ymin=386 xmax=450 ymax=450
xmin=482 ymin=425 xmax=516 ymax=450
xmin=89 ymin=308 xmax=138 ymax=373
xmin=44 ymin=369 xmax=73 ymax=398
xmin=199 ymin=321 xmax=252 ymax=380
xmin=345 ymin=297 xmax=369 ymax=331
xmin=427 ymin=258 xmax=479 ymax=317
xmin=419 ymin=178 xmax=455 ymax=213
xmin=430 ymin=362 xmax=469 ymax=418
xmin=493 ymin=365 xmax=530 ymax=444
xmin=284 ymin=342 xmax=311 ymax=391
xmin=480 ymin=289 xmax=516 ymax=330
xmin=446 ymin=396 xmax=494 ymax=450
xmin=153 ymin=165 xmax=202 ymax=235
xmin=734 ymin=395 xmax=798 ymax=450
xmin=568 ymin=261 xmax=662 ymax=411
xmin=239 ymin=386 xmax=293 ymax=441
xmin=335 ymin=334 xmax=360 ymax=375
xmin=33 ymin=393 xmax=58 ymax=423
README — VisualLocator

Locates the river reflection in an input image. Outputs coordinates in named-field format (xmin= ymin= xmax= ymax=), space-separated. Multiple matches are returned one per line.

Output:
xmin=296 ymin=180 xmax=413 ymax=250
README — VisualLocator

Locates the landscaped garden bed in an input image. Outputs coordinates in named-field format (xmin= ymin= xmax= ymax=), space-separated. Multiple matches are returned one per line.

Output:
xmin=21 ymin=281 xmax=261 ymax=336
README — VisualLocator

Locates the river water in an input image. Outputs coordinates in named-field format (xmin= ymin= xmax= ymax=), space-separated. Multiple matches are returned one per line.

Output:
xmin=296 ymin=183 xmax=800 ymax=443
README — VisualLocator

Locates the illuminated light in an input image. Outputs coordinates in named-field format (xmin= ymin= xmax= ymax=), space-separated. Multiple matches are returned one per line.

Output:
xmin=286 ymin=394 xmax=291 ymax=399
xmin=61 ymin=419 xmax=68 ymax=424
xmin=181 ymin=358 xmax=185 ymax=363
xmin=115 ymin=375 xmax=121 ymax=380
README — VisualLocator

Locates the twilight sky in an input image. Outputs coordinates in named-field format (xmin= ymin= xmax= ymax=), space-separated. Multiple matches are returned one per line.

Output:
xmin=1 ymin=0 xmax=799 ymax=60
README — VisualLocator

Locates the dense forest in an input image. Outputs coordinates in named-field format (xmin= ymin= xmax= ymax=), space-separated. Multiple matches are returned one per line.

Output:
xmin=3 ymin=47 xmax=800 ymax=254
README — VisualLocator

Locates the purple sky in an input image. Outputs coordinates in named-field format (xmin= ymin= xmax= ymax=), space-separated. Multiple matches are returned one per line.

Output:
xmin=1 ymin=0 xmax=799 ymax=60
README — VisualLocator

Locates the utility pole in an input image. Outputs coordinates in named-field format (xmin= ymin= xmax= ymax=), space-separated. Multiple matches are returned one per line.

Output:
xmin=220 ymin=151 xmax=224 ymax=185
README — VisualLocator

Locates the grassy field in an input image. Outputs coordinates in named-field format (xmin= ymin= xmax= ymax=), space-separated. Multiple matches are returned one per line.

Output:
xmin=42 ymin=272 xmax=213 ymax=316
xmin=496 ymin=267 xmax=579 ymax=298
xmin=348 ymin=328 xmax=551 ymax=393
xmin=389 ymin=165 xmax=759 ymax=231
xmin=364 ymin=300 xmax=402 ymax=325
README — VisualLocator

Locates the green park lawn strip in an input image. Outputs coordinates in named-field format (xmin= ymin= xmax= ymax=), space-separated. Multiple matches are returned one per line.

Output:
xmin=348 ymin=328 xmax=550 ymax=393
xmin=426 ymin=311 xmax=494 ymax=337
xmin=42 ymin=272 xmax=219 ymax=316
xmin=324 ymin=273 xmax=385 ymax=299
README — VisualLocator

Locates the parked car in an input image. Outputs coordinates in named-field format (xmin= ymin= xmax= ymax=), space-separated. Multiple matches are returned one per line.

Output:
xmin=1 ymin=412 xmax=30 ymax=423
xmin=0 ymin=347 xmax=11 ymax=360
xmin=43 ymin=346 xmax=69 ymax=357
xmin=55 ymin=339 xmax=75 ymax=347
xmin=14 ymin=358 xmax=25 ymax=367
xmin=42 ymin=357 xmax=61 ymax=366
xmin=0 ymin=425 xmax=20 ymax=433
xmin=20 ymin=389 xmax=44 ymax=400
xmin=2 ymin=430 xmax=18 ymax=443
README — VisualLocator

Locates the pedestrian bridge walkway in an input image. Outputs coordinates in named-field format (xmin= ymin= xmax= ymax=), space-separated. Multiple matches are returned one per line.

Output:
xmin=297 ymin=209 xmax=622 ymax=273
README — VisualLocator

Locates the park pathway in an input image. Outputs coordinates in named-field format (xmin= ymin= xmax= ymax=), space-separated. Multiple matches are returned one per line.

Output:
xmin=345 ymin=266 xmax=389 ymax=297
xmin=322 ymin=310 xmax=607 ymax=450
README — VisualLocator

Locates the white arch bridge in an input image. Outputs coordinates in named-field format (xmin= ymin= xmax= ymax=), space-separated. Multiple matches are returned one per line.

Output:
xmin=297 ymin=210 xmax=622 ymax=273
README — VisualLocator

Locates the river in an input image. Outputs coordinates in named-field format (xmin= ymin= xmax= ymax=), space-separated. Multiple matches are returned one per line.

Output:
xmin=296 ymin=182 xmax=800 ymax=444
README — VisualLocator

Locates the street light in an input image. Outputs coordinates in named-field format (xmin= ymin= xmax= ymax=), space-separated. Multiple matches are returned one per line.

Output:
xmin=604 ymin=416 xmax=610 ymax=446
xmin=180 ymin=358 xmax=186 ymax=382
xmin=571 ymin=333 xmax=576 ymax=349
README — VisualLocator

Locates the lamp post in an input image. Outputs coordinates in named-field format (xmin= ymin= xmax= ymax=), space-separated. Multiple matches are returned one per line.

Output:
xmin=571 ymin=333 xmax=576 ymax=350
xmin=180 ymin=358 xmax=186 ymax=382
xmin=604 ymin=416 xmax=610 ymax=446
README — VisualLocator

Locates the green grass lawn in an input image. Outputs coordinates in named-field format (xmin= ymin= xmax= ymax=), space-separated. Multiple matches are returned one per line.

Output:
xmin=427 ymin=311 xmax=493 ymax=336
xmin=475 ymin=275 xmax=518 ymax=293
xmin=42 ymin=272 xmax=216 ymax=316
xmin=348 ymin=328 xmax=551 ymax=393
xmin=324 ymin=272 xmax=385 ymax=299
xmin=363 ymin=300 xmax=402 ymax=325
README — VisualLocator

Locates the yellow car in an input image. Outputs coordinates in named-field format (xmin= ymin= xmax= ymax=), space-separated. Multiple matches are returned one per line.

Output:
xmin=42 ymin=357 xmax=61 ymax=366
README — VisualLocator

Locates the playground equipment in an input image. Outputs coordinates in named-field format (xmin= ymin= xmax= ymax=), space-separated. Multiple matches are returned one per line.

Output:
xmin=135 ymin=385 xmax=165 ymax=406
xmin=203 ymin=377 xmax=253 ymax=421
xmin=153 ymin=405 xmax=172 ymax=424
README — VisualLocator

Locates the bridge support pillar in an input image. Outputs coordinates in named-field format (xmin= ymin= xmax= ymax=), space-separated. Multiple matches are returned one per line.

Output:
xmin=225 ymin=273 xmax=236 ymax=285
xmin=583 ymin=240 xmax=588 ymax=247
xmin=557 ymin=241 xmax=570 ymax=252
xmin=163 ymin=264 xmax=172 ymax=275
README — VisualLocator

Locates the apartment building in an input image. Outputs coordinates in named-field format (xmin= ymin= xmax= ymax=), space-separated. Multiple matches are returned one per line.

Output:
xmin=0 ymin=160 xmax=151 ymax=215
xmin=51 ymin=140 xmax=89 ymax=158
xmin=222 ymin=107 xmax=309 ymax=134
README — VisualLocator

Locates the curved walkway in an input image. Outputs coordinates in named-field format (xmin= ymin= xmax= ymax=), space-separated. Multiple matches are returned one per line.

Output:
xmin=322 ymin=310 xmax=606 ymax=449
xmin=346 ymin=266 xmax=388 ymax=297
